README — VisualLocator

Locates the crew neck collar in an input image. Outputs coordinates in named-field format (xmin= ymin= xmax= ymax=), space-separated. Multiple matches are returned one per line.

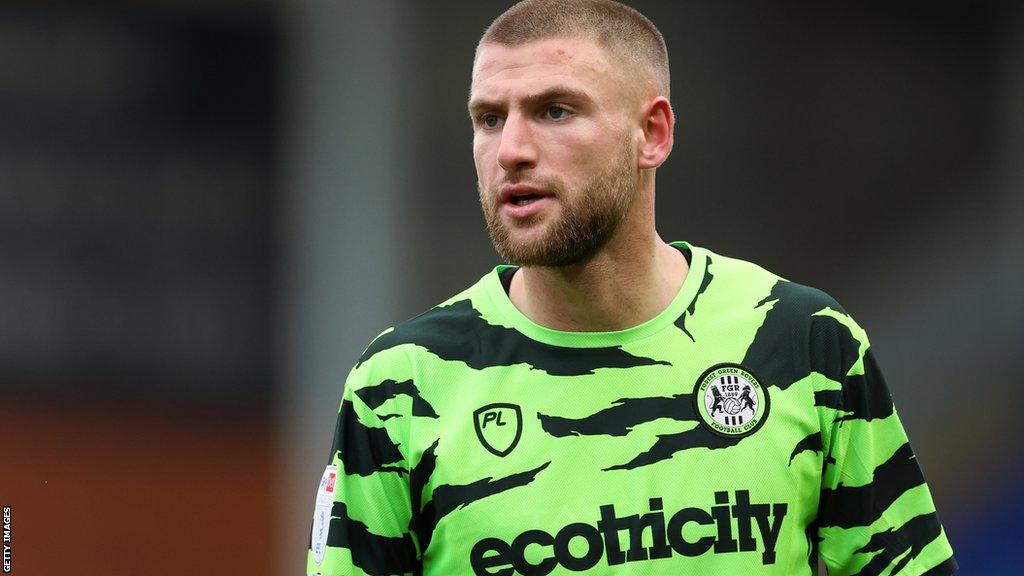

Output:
xmin=483 ymin=241 xmax=707 ymax=348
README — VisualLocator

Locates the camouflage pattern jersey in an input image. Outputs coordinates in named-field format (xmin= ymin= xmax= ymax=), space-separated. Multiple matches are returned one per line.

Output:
xmin=306 ymin=241 xmax=957 ymax=576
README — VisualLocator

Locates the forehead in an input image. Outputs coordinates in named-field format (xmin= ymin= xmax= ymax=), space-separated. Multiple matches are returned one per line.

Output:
xmin=470 ymin=37 xmax=617 ymax=102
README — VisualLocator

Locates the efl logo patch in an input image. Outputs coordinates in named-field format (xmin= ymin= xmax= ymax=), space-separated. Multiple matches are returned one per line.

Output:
xmin=694 ymin=364 xmax=770 ymax=437
xmin=473 ymin=403 xmax=522 ymax=457
xmin=311 ymin=465 xmax=338 ymax=565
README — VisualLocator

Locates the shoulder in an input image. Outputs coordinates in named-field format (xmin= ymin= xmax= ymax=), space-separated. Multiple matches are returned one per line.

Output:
xmin=696 ymin=245 xmax=869 ymax=384
xmin=352 ymin=268 xmax=502 ymax=376
xmin=702 ymin=245 xmax=843 ymax=314
xmin=695 ymin=245 xmax=852 ymax=332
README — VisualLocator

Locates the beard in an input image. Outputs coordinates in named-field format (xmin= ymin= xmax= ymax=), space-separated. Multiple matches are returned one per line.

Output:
xmin=478 ymin=140 xmax=638 ymax=268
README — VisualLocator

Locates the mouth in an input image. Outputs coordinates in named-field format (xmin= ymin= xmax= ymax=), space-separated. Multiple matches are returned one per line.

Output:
xmin=500 ymin=184 xmax=552 ymax=206
xmin=509 ymin=194 xmax=544 ymax=206
xmin=497 ymin=184 xmax=555 ymax=220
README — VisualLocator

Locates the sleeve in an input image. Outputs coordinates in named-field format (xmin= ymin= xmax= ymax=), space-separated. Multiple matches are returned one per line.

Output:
xmin=813 ymin=311 xmax=957 ymax=576
xmin=305 ymin=359 xmax=420 ymax=576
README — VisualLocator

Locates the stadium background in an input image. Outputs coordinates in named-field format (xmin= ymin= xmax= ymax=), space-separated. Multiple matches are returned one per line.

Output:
xmin=1 ymin=0 xmax=1020 ymax=574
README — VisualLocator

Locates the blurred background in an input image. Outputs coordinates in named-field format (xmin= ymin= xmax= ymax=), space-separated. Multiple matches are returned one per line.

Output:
xmin=0 ymin=0 xmax=1020 ymax=574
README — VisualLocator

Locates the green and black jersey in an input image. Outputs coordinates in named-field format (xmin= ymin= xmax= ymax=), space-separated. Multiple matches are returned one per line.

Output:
xmin=307 ymin=242 xmax=956 ymax=576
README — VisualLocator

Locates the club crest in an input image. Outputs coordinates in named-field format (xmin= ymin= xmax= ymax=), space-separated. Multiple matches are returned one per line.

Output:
xmin=474 ymin=403 xmax=523 ymax=457
xmin=694 ymin=364 xmax=770 ymax=438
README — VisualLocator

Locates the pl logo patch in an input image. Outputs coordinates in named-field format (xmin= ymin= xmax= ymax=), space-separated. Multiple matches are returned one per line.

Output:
xmin=694 ymin=364 xmax=770 ymax=437
xmin=474 ymin=403 xmax=522 ymax=457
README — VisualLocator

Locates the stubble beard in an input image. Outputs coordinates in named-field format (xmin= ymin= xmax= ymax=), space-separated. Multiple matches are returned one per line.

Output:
xmin=479 ymin=141 xmax=638 ymax=268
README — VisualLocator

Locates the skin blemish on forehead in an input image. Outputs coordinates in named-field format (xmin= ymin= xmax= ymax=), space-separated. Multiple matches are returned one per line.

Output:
xmin=544 ymin=42 xmax=580 ymax=63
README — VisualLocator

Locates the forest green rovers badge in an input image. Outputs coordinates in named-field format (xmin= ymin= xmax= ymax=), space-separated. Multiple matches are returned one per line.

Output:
xmin=694 ymin=364 xmax=770 ymax=437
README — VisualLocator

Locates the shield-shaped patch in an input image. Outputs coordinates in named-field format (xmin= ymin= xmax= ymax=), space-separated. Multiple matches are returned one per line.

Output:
xmin=473 ymin=403 xmax=522 ymax=457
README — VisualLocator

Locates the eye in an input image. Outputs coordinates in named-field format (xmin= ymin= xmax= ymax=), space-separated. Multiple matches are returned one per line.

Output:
xmin=482 ymin=114 xmax=501 ymax=128
xmin=546 ymin=105 xmax=569 ymax=120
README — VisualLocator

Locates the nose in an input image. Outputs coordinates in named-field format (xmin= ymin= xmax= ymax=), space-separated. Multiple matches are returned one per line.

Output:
xmin=496 ymin=112 xmax=537 ymax=172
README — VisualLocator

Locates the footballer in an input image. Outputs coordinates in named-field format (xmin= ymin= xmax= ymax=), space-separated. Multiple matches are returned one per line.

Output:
xmin=306 ymin=1 xmax=957 ymax=575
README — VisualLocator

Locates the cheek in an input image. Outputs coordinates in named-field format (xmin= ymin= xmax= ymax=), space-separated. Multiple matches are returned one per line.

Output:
xmin=472 ymin=136 xmax=494 ymax=175
xmin=550 ymin=134 xmax=606 ymax=175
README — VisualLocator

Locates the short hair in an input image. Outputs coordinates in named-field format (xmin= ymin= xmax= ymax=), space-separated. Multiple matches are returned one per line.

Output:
xmin=477 ymin=0 xmax=670 ymax=99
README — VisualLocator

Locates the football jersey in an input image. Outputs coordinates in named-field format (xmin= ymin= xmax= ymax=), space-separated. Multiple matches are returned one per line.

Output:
xmin=306 ymin=241 xmax=957 ymax=576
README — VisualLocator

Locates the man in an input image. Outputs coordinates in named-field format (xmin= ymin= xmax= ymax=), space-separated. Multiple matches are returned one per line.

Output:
xmin=307 ymin=1 xmax=957 ymax=574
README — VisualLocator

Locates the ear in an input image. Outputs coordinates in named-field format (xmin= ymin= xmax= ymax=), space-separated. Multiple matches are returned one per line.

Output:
xmin=637 ymin=96 xmax=674 ymax=170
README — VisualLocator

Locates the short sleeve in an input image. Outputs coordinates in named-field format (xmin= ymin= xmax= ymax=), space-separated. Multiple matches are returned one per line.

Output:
xmin=305 ymin=360 xmax=420 ymax=576
xmin=815 ymin=322 xmax=957 ymax=575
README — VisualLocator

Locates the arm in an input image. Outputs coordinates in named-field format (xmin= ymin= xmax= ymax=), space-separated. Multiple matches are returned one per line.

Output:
xmin=306 ymin=360 xmax=420 ymax=576
xmin=813 ymin=311 xmax=956 ymax=575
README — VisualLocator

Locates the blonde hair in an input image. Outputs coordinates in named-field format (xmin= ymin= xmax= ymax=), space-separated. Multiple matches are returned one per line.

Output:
xmin=477 ymin=0 xmax=670 ymax=98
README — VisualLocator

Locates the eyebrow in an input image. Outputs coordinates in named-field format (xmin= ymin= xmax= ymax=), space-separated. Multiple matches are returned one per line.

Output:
xmin=467 ymin=86 xmax=595 ymax=119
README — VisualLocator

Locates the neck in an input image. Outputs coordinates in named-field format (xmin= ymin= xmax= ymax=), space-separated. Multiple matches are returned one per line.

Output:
xmin=508 ymin=231 xmax=688 ymax=332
